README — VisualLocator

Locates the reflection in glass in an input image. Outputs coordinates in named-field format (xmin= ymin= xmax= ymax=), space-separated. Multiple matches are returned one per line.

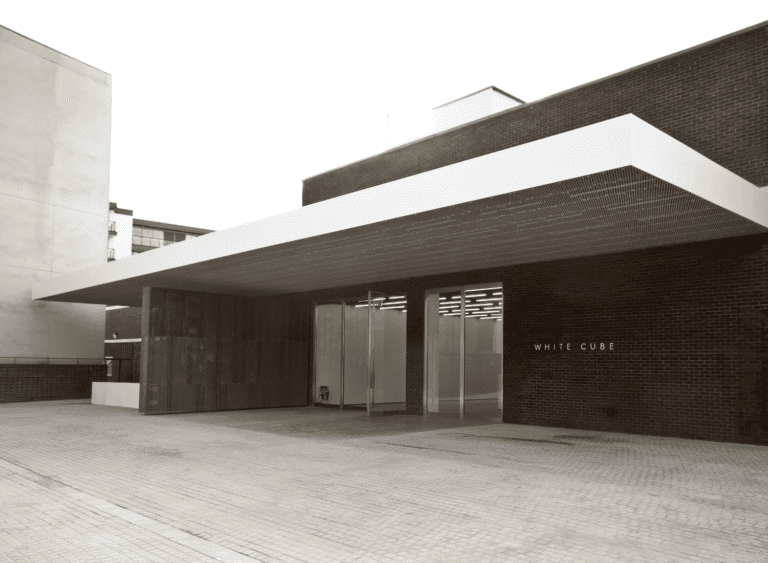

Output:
xmin=464 ymin=315 xmax=502 ymax=416
xmin=426 ymin=291 xmax=462 ymax=414
xmin=426 ymin=285 xmax=502 ymax=417
xmin=314 ymin=304 xmax=342 ymax=406
xmin=314 ymin=295 xmax=406 ymax=414
xmin=370 ymin=295 xmax=407 ymax=413
xmin=343 ymin=303 xmax=368 ymax=409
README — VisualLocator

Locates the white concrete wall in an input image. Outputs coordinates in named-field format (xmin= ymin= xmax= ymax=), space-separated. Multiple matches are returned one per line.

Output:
xmin=0 ymin=25 xmax=111 ymax=360
xmin=432 ymin=88 xmax=521 ymax=134
xmin=491 ymin=89 xmax=520 ymax=114
xmin=92 ymin=382 xmax=139 ymax=408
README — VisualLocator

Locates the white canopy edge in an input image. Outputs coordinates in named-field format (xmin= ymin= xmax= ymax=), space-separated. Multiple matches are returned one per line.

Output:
xmin=32 ymin=114 xmax=766 ymax=303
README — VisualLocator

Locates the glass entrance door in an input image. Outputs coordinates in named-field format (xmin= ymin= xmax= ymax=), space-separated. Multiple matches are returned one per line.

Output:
xmin=314 ymin=292 xmax=407 ymax=416
xmin=425 ymin=284 xmax=503 ymax=418
xmin=463 ymin=286 xmax=503 ymax=416
xmin=367 ymin=291 xmax=407 ymax=414
xmin=314 ymin=302 xmax=344 ymax=408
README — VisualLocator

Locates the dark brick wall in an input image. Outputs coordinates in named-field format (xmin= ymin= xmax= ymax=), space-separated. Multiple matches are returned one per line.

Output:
xmin=405 ymin=288 xmax=425 ymax=415
xmin=503 ymin=233 xmax=768 ymax=446
xmin=0 ymin=364 xmax=108 ymax=403
xmin=299 ymin=234 xmax=768 ymax=444
xmin=105 ymin=306 xmax=142 ymax=339
xmin=303 ymin=24 xmax=768 ymax=205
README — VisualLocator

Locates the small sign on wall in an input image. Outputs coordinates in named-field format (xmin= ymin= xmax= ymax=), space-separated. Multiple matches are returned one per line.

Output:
xmin=532 ymin=342 xmax=615 ymax=351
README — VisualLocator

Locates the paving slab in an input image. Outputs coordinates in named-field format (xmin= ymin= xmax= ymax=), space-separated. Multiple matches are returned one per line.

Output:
xmin=0 ymin=401 xmax=766 ymax=562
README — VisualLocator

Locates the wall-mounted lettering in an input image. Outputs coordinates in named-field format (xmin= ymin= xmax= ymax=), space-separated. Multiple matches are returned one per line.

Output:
xmin=533 ymin=342 xmax=614 ymax=351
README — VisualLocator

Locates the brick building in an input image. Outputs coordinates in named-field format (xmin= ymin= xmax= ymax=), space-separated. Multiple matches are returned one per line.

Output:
xmin=33 ymin=22 xmax=768 ymax=444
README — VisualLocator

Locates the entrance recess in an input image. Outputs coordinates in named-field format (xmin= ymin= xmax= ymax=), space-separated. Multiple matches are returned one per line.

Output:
xmin=314 ymin=292 xmax=406 ymax=415
xmin=424 ymin=283 xmax=503 ymax=418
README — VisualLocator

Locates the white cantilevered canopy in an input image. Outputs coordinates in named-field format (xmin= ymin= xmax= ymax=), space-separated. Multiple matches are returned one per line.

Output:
xmin=33 ymin=114 xmax=768 ymax=307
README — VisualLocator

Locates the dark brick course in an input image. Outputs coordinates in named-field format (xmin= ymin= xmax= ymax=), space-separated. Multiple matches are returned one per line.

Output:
xmin=303 ymin=23 xmax=768 ymax=205
xmin=502 ymin=233 xmax=768 ymax=446
xmin=0 ymin=364 xmax=108 ymax=403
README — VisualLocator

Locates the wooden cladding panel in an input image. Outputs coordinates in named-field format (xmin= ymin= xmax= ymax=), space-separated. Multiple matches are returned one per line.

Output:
xmin=140 ymin=287 xmax=311 ymax=414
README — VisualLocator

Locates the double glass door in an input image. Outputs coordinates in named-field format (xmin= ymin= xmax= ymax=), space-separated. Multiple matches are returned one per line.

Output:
xmin=314 ymin=291 xmax=407 ymax=415
xmin=425 ymin=284 xmax=503 ymax=418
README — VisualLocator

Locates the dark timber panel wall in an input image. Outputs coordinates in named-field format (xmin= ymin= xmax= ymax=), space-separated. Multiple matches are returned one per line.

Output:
xmin=503 ymin=233 xmax=768 ymax=446
xmin=303 ymin=24 xmax=768 ymax=205
xmin=140 ymin=287 xmax=310 ymax=414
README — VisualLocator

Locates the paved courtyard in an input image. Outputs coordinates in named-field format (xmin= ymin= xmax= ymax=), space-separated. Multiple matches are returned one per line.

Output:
xmin=0 ymin=401 xmax=766 ymax=563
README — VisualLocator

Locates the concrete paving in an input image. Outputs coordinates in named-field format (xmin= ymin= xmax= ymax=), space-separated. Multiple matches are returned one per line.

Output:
xmin=0 ymin=401 xmax=766 ymax=563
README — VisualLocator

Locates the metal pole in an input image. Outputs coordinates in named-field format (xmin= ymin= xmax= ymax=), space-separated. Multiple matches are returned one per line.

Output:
xmin=340 ymin=301 xmax=345 ymax=410
xmin=311 ymin=303 xmax=318 ymax=407
xmin=367 ymin=291 xmax=374 ymax=416
xmin=459 ymin=289 xmax=465 ymax=418
xmin=499 ymin=288 xmax=504 ymax=413
xmin=423 ymin=292 xmax=429 ymax=417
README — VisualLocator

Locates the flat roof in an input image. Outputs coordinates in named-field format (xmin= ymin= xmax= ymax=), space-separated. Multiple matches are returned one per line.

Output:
xmin=0 ymin=24 xmax=111 ymax=85
xmin=133 ymin=218 xmax=214 ymax=236
xmin=32 ymin=116 xmax=768 ymax=307
xmin=109 ymin=202 xmax=133 ymax=216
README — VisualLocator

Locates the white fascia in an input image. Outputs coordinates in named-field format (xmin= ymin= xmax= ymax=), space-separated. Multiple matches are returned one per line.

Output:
xmin=32 ymin=114 xmax=766 ymax=302
xmin=630 ymin=118 xmax=768 ymax=227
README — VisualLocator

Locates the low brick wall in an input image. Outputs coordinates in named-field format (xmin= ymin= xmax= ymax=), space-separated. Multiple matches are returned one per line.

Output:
xmin=0 ymin=364 xmax=108 ymax=404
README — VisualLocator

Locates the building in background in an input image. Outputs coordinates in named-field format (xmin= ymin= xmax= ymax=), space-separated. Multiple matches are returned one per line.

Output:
xmin=107 ymin=202 xmax=214 ymax=261
xmin=130 ymin=217 xmax=213 ymax=255
xmin=108 ymin=202 xmax=133 ymax=261
xmin=105 ymin=206 xmax=213 ymax=383
xmin=0 ymin=25 xmax=111 ymax=403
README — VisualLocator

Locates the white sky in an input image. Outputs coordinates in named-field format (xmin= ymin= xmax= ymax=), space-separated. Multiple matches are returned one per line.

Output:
xmin=3 ymin=1 xmax=767 ymax=231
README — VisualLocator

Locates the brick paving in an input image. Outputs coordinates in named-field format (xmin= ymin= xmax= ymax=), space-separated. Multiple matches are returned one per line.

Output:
xmin=1 ymin=401 xmax=767 ymax=562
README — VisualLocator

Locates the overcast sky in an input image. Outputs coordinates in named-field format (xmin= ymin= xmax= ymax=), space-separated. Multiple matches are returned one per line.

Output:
xmin=3 ymin=2 xmax=767 ymax=231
